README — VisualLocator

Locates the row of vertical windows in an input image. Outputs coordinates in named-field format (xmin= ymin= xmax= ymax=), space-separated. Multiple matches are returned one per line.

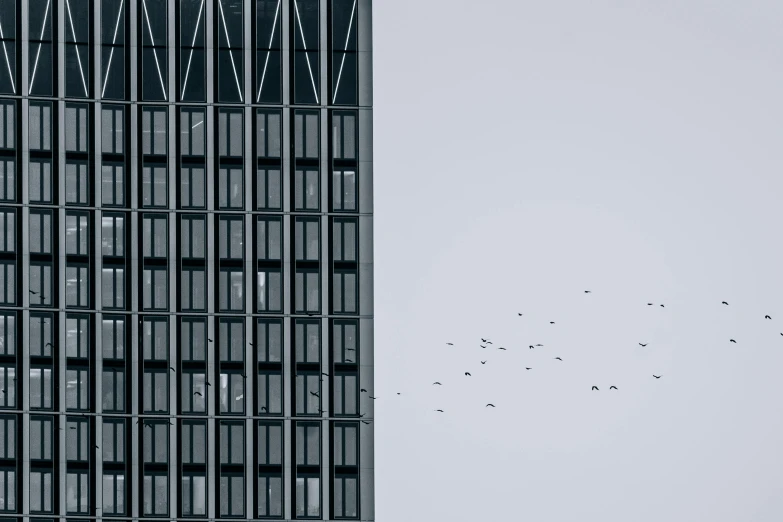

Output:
xmin=0 ymin=101 xmax=358 ymax=213
xmin=0 ymin=313 xmax=360 ymax=415
xmin=0 ymin=417 xmax=359 ymax=518
xmin=0 ymin=0 xmax=360 ymax=104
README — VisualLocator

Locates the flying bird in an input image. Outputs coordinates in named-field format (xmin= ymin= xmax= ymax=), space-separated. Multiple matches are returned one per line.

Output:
xmin=169 ymin=366 xmax=176 ymax=372
xmin=397 ymin=393 xmax=401 ymax=395
xmin=535 ymin=344 xmax=543 ymax=347
xmin=549 ymin=321 xmax=555 ymax=324
xmin=433 ymin=382 xmax=442 ymax=385
xmin=609 ymin=386 xmax=617 ymax=390
xmin=518 ymin=313 xmax=523 ymax=316
xmin=653 ymin=375 xmax=661 ymax=379
xmin=480 ymin=345 xmax=487 ymax=349
xmin=765 ymin=315 xmax=772 ymax=320
xmin=369 ymin=396 xmax=377 ymax=400
xmin=591 ymin=386 xmax=599 ymax=391
xmin=486 ymin=404 xmax=495 ymax=407
xmin=435 ymin=409 xmax=444 ymax=413
xmin=660 ymin=304 xmax=665 ymax=307
xmin=361 ymin=420 xmax=371 ymax=424
xmin=554 ymin=357 xmax=562 ymax=361
xmin=446 ymin=343 xmax=454 ymax=346
xmin=584 ymin=290 xmax=592 ymax=293
xmin=207 ymin=338 xmax=213 ymax=343
xmin=193 ymin=391 xmax=202 ymax=397
xmin=465 ymin=372 xmax=471 ymax=376
xmin=481 ymin=338 xmax=489 ymax=343
xmin=722 ymin=301 xmax=729 ymax=305
xmin=498 ymin=347 xmax=507 ymax=350
xmin=639 ymin=343 xmax=648 ymax=347
xmin=360 ymin=388 xmax=367 ymax=393
xmin=647 ymin=303 xmax=653 ymax=306
xmin=525 ymin=367 xmax=532 ymax=370
xmin=529 ymin=345 xmax=534 ymax=349
xmin=321 ymin=372 xmax=330 ymax=377
xmin=345 ymin=358 xmax=354 ymax=363
xmin=310 ymin=391 xmax=319 ymax=398
xmin=729 ymin=339 xmax=737 ymax=343
xmin=480 ymin=361 xmax=487 ymax=365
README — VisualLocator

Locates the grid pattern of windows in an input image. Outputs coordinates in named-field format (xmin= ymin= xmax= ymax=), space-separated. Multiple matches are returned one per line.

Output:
xmin=0 ymin=1 xmax=371 ymax=520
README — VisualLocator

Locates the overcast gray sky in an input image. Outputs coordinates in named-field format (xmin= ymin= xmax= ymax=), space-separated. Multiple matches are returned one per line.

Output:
xmin=372 ymin=1 xmax=783 ymax=520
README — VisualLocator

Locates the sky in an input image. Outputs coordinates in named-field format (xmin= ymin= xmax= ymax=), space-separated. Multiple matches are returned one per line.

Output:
xmin=372 ymin=1 xmax=783 ymax=520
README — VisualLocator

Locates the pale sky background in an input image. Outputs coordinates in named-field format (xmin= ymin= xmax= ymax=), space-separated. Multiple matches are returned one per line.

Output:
xmin=372 ymin=1 xmax=783 ymax=520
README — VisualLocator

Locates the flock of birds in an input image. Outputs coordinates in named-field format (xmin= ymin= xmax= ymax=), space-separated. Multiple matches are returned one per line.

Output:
xmin=364 ymin=291 xmax=780 ymax=414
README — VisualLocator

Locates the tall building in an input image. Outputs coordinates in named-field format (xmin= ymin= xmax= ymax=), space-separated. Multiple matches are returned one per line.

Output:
xmin=0 ymin=0 xmax=373 ymax=520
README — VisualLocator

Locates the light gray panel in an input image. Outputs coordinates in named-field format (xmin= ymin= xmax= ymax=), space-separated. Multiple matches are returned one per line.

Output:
xmin=359 ymin=161 xmax=373 ymax=214
xmin=358 ymin=215 xmax=373 ymax=264
xmin=358 ymin=263 xmax=373 ymax=317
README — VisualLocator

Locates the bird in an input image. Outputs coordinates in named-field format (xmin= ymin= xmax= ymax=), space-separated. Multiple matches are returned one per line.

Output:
xmin=525 ymin=367 xmax=532 ymax=370
xmin=653 ymin=375 xmax=661 ymax=379
xmin=480 ymin=361 xmax=487 ymax=365
xmin=260 ymin=406 xmax=268 ymax=412
xmin=535 ymin=344 xmax=544 ymax=347
xmin=639 ymin=343 xmax=648 ymax=347
xmin=95 ymin=445 xmax=100 ymax=449
xmin=730 ymin=339 xmax=737 ymax=343
xmin=322 ymin=372 xmax=330 ymax=377
xmin=765 ymin=315 xmax=772 ymax=320
xmin=69 ymin=426 xmax=76 ymax=430
xmin=435 ymin=409 xmax=444 ymax=413
xmin=397 ymin=393 xmax=401 ymax=395
xmin=169 ymin=366 xmax=176 ymax=372
xmin=722 ymin=301 xmax=729 ymax=305
xmin=360 ymin=388 xmax=367 ymax=393
xmin=486 ymin=404 xmax=495 ymax=407
xmin=549 ymin=321 xmax=555 ymax=324
xmin=465 ymin=372 xmax=471 ymax=376
xmin=609 ymin=386 xmax=617 ymax=390
xmin=585 ymin=290 xmax=592 ymax=293
xmin=208 ymin=338 xmax=213 ymax=343
xmin=433 ymin=382 xmax=442 ymax=385
xmin=345 ymin=358 xmax=354 ymax=363
xmin=480 ymin=345 xmax=487 ymax=349
xmin=29 ymin=290 xmax=38 ymax=295
xmin=206 ymin=382 xmax=211 ymax=386
xmin=44 ymin=342 xmax=53 ymax=348
xmin=647 ymin=303 xmax=653 ymax=306
xmin=529 ymin=345 xmax=534 ymax=349
xmin=446 ymin=342 xmax=454 ymax=346
xmin=498 ymin=347 xmax=506 ymax=350
xmin=591 ymin=386 xmax=599 ymax=391
xmin=193 ymin=391 xmax=202 ymax=397
xmin=554 ymin=357 xmax=562 ymax=361
xmin=660 ymin=304 xmax=665 ymax=307
xmin=310 ymin=391 xmax=319 ymax=398
xmin=369 ymin=396 xmax=377 ymax=400
xmin=518 ymin=313 xmax=523 ymax=316
xmin=481 ymin=338 xmax=489 ymax=343
xmin=361 ymin=420 xmax=371 ymax=424
xmin=346 ymin=347 xmax=355 ymax=351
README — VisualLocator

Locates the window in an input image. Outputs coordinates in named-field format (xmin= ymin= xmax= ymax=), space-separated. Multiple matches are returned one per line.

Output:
xmin=102 ymin=419 xmax=125 ymax=463
xmin=181 ymin=215 xmax=206 ymax=258
xmin=102 ymin=163 xmax=125 ymax=206
xmin=29 ymin=210 xmax=52 ymax=254
xmin=295 ymin=320 xmax=320 ymax=363
xmin=29 ymin=469 xmax=53 ymax=513
xmin=143 ymin=165 xmax=168 ymax=207
xmin=293 ymin=0 xmax=320 ymax=104
xmin=0 ymin=102 xmax=15 ymax=202
xmin=182 ymin=421 xmax=207 ymax=464
xmin=219 ymin=217 xmax=245 ymax=260
xmin=102 ymin=0 xmax=127 ymax=99
xmin=143 ymin=421 xmax=169 ymax=464
xmin=0 ymin=313 xmax=14 ymax=356
xmin=28 ymin=262 xmax=51 ymax=307
xmin=257 ymin=318 xmax=282 ymax=363
xmin=331 ymin=112 xmax=358 ymax=211
xmin=333 ymin=270 xmax=357 ymax=314
xmin=29 ymin=313 xmax=53 ymax=357
xmin=295 ymin=422 xmax=321 ymax=517
xmin=66 ymin=470 xmax=89 ymax=514
xmin=295 ymin=268 xmax=320 ymax=314
xmin=29 ymin=102 xmax=52 ymax=151
xmin=257 ymin=267 xmax=282 ymax=312
xmin=218 ymin=109 xmax=244 ymax=209
xmin=143 ymin=472 xmax=169 ymax=515
xmin=65 ymin=264 xmax=89 ymax=308
xmin=295 ymin=218 xmax=320 ymax=262
xmin=102 ymin=316 xmax=126 ymax=360
xmin=67 ymin=317 xmax=92 ymax=356
xmin=0 ymin=5 xmax=15 ymax=95
xmin=257 ymin=217 xmax=282 ymax=261
xmin=103 ymin=267 xmax=126 ymax=309
xmin=0 ymin=209 xmax=11 ymax=254
xmin=219 ymin=109 xmax=244 ymax=157
xmin=180 ymin=108 xmax=206 ymax=208
xmin=143 ymin=107 xmax=168 ymax=155
xmin=0 ymin=365 xmax=14 ymax=408
xmin=181 ymin=318 xmax=207 ymax=362
xmin=219 ymin=167 xmax=244 ymax=209
xmin=258 ymin=421 xmax=283 ymax=465
xmin=220 ymin=421 xmax=244 ymax=465
xmin=103 ymin=472 xmax=126 ymax=515
xmin=180 ymin=215 xmax=206 ymax=313
xmin=66 ymin=368 xmax=89 ymax=411
xmin=220 ymin=372 xmax=245 ymax=414
xmin=66 ymin=418 xmax=89 ymax=462
xmin=257 ymin=423 xmax=283 ymax=517
xmin=103 ymin=368 xmax=125 ymax=412
xmin=333 ymin=219 xmax=357 ymax=262
xmin=220 ymin=319 xmax=245 ymax=363
xmin=295 ymin=373 xmax=321 ymax=415
xmin=29 ymin=416 xmax=53 ymax=460
xmin=180 ymin=0 xmax=206 ymax=101
xmin=102 ymin=421 xmax=127 ymax=515
xmin=65 ymin=104 xmax=89 ymax=153
xmin=29 ymin=367 xmax=52 ymax=410
xmin=332 ymin=320 xmax=358 ymax=364
xmin=0 ymin=158 xmax=15 ymax=202
xmin=0 ymin=260 xmax=13 ymax=305
xmin=334 ymin=475 xmax=358 ymax=519
xmin=334 ymin=373 xmax=358 ymax=416
xmin=256 ymin=0 xmax=282 ymax=103
xmin=0 ymin=467 xmax=16 ymax=512
xmin=258 ymin=472 xmax=283 ymax=518
xmin=256 ymin=169 xmax=281 ymax=210
xmin=257 ymin=371 xmax=282 ymax=415
xmin=143 ymin=215 xmax=168 ymax=257
xmin=334 ymin=423 xmax=359 ymax=519
xmin=181 ymin=371 xmax=206 ymax=413
xmin=294 ymin=167 xmax=319 ymax=211
xmin=144 ymin=370 xmax=168 ymax=413
xmin=28 ymin=0 xmax=53 ymax=96
xmin=64 ymin=0 xmax=90 ymax=98
xmin=65 ymin=212 xmax=89 ymax=255
xmin=181 ymin=268 xmax=206 ymax=311
xmin=181 ymin=165 xmax=206 ymax=208
xmin=143 ymin=317 xmax=168 ymax=361
xmin=219 ymin=268 xmax=244 ymax=312
xmin=28 ymin=159 xmax=53 ymax=204
xmin=182 ymin=473 xmax=207 ymax=516
xmin=0 ymin=415 xmax=15 ymax=459
xmin=332 ymin=169 xmax=356 ymax=212
xmin=331 ymin=0 xmax=358 ymax=105
xmin=256 ymin=109 xmax=282 ymax=158
xmin=102 ymin=106 xmax=125 ymax=154
xmin=256 ymin=111 xmax=282 ymax=209
xmin=141 ymin=0 xmax=168 ymax=101
xmin=217 ymin=0 xmax=244 ymax=103
xmin=220 ymin=473 xmax=245 ymax=517
xmin=102 ymin=213 xmax=125 ymax=256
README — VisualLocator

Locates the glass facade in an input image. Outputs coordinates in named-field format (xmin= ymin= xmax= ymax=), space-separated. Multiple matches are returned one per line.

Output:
xmin=0 ymin=0 xmax=373 ymax=519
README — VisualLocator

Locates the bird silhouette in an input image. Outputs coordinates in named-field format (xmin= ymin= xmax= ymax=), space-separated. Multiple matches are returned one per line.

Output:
xmin=647 ymin=303 xmax=653 ymax=306
xmin=369 ymin=396 xmax=377 ymax=400
xmin=585 ymin=290 xmax=592 ymax=293
xmin=310 ymin=391 xmax=319 ymax=398
xmin=206 ymin=382 xmax=211 ymax=386
xmin=653 ymin=375 xmax=661 ymax=379
xmin=498 ymin=347 xmax=507 ymax=350
xmin=433 ymin=382 xmax=442 ymax=385
xmin=518 ymin=313 xmax=523 ymax=316
xmin=169 ymin=366 xmax=176 ymax=372
xmin=481 ymin=338 xmax=489 ymax=343
xmin=525 ymin=367 xmax=532 ymax=370
xmin=609 ymin=386 xmax=617 ymax=390
xmin=435 ymin=409 xmax=444 ymax=412
xmin=465 ymin=372 xmax=471 ymax=376
xmin=549 ymin=321 xmax=555 ymax=324
xmin=360 ymin=388 xmax=367 ymax=393
xmin=480 ymin=361 xmax=487 ymax=365
xmin=765 ymin=315 xmax=772 ymax=320
xmin=535 ymin=344 xmax=544 ymax=347
xmin=447 ymin=342 xmax=454 ymax=346
xmin=208 ymin=338 xmax=213 ymax=343
xmin=660 ymin=304 xmax=665 ymax=307
xmin=591 ymin=386 xmax=599 ymax=391
xmin=361 ymin=420 xmax=371 ymax=424
xmin=486 ymin=404 xmax=495 ymax=407
xmin=722 ymin=301 xmax=729 ymax=305
xmin=730 ymin=339 xmax=737 ymax=343
xmin=480 ymin=345 xmax=487 ymax=349
xmin=194 ymin=391 xmax=202 ymax=397
xmin=345 ymin=358 xmax=354 ymax=363
xmin=639 ymin=343 xmax=648 ymax=347
xmin=29 ymin=290 xmax=38 ymax=294
xmin=554 ymin=357 xmax=562 ymax=361
xmin=322 ymin=372 xmax=330 ymax=377
xmin=260 ymin=406 xmax=268 ymax=411
xmin=529 ymin=345 xmax=534 ymax=349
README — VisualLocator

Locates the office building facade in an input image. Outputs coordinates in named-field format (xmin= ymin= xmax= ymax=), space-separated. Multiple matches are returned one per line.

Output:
xmin=0 ymin=0 xmax=373 ymax=520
